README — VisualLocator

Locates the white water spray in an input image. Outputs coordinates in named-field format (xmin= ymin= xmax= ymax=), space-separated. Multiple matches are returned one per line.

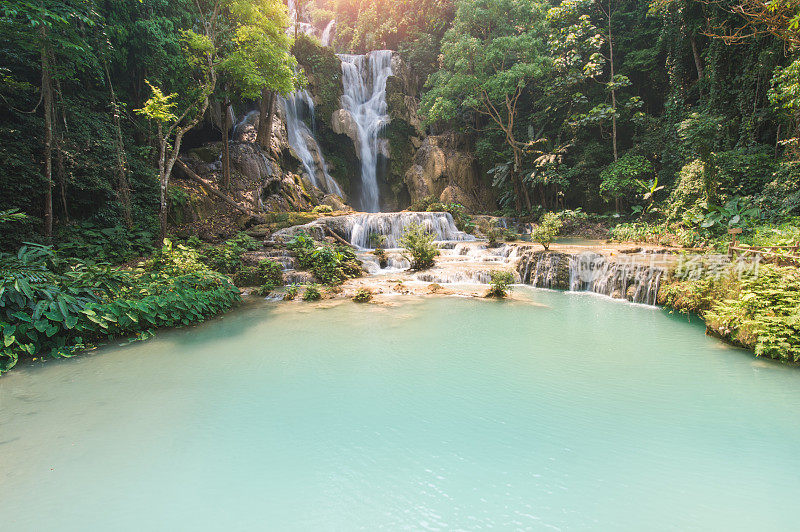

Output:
xmin=280 ymin=90 xmax=342 ymax=196
xmin=321 ymin=20 xmax=336 ymax=47
xmin=339 ymin=51 xmax=393 ymax=212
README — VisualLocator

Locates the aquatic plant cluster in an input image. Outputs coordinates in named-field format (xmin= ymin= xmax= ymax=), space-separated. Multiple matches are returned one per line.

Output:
xmin=659 ymin=265 xmax=800 ymax=363
xmin=0 ymin=244 xmax=240 ymax=374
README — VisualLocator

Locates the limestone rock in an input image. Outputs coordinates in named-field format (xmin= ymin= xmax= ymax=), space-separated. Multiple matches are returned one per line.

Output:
xmin=403 ymin=133 xmax=494 ymax=212
xmin=331 ymin=109 xmax=361 ymax=156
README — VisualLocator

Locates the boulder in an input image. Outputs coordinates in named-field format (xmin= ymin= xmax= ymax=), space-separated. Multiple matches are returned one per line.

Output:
xmin=331 ymin=109 xmax=361 ymax=156
xmin=403 ymin=133 xmax=494 ymax=212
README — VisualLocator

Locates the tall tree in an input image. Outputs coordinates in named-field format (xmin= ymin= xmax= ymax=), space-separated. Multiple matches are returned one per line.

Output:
xmin=135 ymin=1 xmax=223 ymax=243
xmin=421 ymin=0 xmax=551 ymax=212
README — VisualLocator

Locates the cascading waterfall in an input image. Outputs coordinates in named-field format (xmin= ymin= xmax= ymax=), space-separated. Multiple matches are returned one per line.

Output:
xmin=339 ymin=51 xmax=393 ymax=212
xmin=321 ymin=20 xmax=336 ymax=47
xmin=280 ymin=90 xmax=343 ymax=196
xmin=517 ymin=250 xmax=664 ymax=304
xmin=335 ymin=212 xmax=475 ymax=248
xmin=569 ymin=252 xmax=664 ymax=305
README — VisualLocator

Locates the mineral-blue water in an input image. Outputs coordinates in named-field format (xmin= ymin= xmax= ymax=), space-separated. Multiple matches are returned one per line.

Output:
xmin=2 ymin=288 xmax=798 ymax=530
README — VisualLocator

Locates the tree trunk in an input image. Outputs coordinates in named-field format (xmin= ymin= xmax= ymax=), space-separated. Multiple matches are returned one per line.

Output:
xmin=222 ymin=98 xmax=231 ymax=191
xmin=157 ymin=125 xmax=168 ymax=245
xmin=512 ymin=146 xmax=532 ymax=212
xmin=40 ymin=31 xmax=53 ymax=241
xmin=256 ymin=89 xmax=276 ymax=150
xmin=608 ymin=1 xmax=618 ymax=162
xmin=105 ymin=61 xmax=132 ymax=229
xmin=691 ymin=34 xmax=704 ymax=81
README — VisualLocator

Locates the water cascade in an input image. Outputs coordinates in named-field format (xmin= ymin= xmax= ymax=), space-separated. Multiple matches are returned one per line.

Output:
xmin=569 ymin=252 xmax=664 ymax=305
xmin=332 ymin=212 xmax=475 ymax=248
xmin=280 ymin=90 xmax=343 ymax=196
xmin=321 ymin=20 xmax=336 ymax=47
xmin=517 ymin=250 xmax=665 ymax=305
xmin=339 ymin=51 xmax=394 ymax=212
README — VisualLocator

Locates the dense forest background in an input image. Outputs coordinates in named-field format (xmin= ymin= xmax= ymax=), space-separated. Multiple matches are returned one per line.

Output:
xmin=2 ymin=0 xmax=799 ymax=253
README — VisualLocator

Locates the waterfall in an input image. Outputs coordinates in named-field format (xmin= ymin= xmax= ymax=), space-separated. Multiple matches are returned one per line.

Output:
xmin=517 ymin=250 xmax=664 ymax=304
xmin=274 ymin=212 xmax=476 ymax=249
xmin=333 ymin=212 xmax=474 ymax=248
xmin=280 ymin=90 xmax=343 ymax=196
xmin=321 ymin=20 xmax=336 ymax=47
xmin=569 ymin=252 xmax=664 ymax=305
xmin=339 ymin=51 xmax=393 ymax=212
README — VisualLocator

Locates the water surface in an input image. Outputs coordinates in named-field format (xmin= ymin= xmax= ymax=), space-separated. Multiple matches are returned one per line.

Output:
xmin=2 ymin=289 xmax=798 ymax=530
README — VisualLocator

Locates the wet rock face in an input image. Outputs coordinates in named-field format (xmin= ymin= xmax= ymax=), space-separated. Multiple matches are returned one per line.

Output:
xmin=517 ymin=251 xmax=572 ymax=290
xmin=404 ymin=134 xmax=495 ymax=212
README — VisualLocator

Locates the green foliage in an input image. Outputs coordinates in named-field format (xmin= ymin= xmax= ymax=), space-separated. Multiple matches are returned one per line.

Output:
xmin=302 ymin=284 xmax=322 ymax=301
xmin=600 ymin=154 xmax=654 ymax=207
xmin=399 ymin=222 xmax=439 ymax=270
xmin=0 ymin=244 xmax=239 ymax=374
xmin=288 ymin=232 xmax=362 ymax=284
xmin=196 ymin=233 xmax=259 ymax=274
xmin=312 ymin=204 xmax=333 ymax=214
xmin=56 ymin=222 xmax=155 ymax=264
xmin=352 ymin=288 xmax=373 ymax=303
xmin=284 ymin=283 xmax=300 ymax=300
xmin=141 ymin=239 xmax=207 ymax=276
xmin=486 ymin=270 xmax=513 ymax=298
xmin=707 ymin=267 xmax=800 ymax=362
xmin=219 ymin=0 xmax=298 ymax=100
xmin=532 ymin=212 xmax=563 ymax=250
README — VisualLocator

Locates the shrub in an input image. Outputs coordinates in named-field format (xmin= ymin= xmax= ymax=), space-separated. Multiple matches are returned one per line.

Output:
xmin=140 ymin=239 xmax=207 ymax=276
xmin=399 ymin=222 xmax=439 ymax=270
xmin=303 ymin=284 xmax=322 ymax=301
xmin=232 ymin=259 xmax=284 ymax=288
xmin=409 ymin=194 xmax=437 ymax=212
xmin=486 ymin=271 xmax=514 ymax=298
xmin=532 ymin=213 xmax=563 ymax=250
xmin=0 ymin=244 xmax=240 ymax=374
xmin=284 ymin=284 xmax=300 ymax=301
xmin=352 ymin=288 xmax=373 ymax=302
xmin=288 ymin=233 xmax=362 ymax=285
xmin=599 ymin=154 xmax=654 ymax=211
xmin=196 ymin=233 xmax=260 ymax=274
xmin=313 ymin=204 xmax=333 ymax=214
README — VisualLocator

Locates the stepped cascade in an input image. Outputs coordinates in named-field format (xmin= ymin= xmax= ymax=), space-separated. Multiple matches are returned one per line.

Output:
xmin=517 ymin=250 xmax=665 ymax=305
xmin=332 ymin=212 xmax=474 ymax=248
xmin=280 ymin=90 xmax=343 ymax=197
xmin=339 ymin=51 xmax=394 ymax=212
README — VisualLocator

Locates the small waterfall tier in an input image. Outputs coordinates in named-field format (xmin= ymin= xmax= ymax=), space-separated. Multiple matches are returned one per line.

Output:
xmin=280 ymin=90 xmax=343 ymax=197
xmin=569 ymin=252 xmax=664 ymax=305
xmin=330 ymin=212 xmax=475 ymax=248
xmin=339 ymin=51 xmax=393 ymax=212
xmin=517 ymin=250 xmax=665 ymax=305
xmin=273 ymin=212 xmax=476 ymax=249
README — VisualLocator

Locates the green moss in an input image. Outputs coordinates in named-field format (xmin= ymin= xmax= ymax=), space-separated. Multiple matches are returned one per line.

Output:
xmin=293 ymin=34 xmax=343 ymax=129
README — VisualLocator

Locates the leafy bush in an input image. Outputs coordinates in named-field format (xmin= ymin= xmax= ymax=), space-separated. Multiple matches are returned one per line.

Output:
xmin=486 ymin=271 xmax=513 ymax=298
xmin=352 ymin=288 xmax=373 ymax=302
xmin=532 ymin=212 xmax=563 ymax=250
xmin=313 ymin=204 xmax=333 ymax=214
xmin=233 ymin=259 xmax=284 ymax=288
xmin=140 ymin=239 xmax=207 ymax=276
xmin=399 ymin=222 xmax=439 ymax=270
xmin=600 ymin=154 xmax=654 ymax=211
xmin=705 ymin=266 xmax=800 ymax=362
xmin=56 ymin=221 xmax=155 ymax=264
xmin=288 ymin=232 xmax=362 ymax=285
xmin=0 ymin=244 xmax=240 ymax=374
xmin=409 ymin=194 xmax=437 ymax=212
xmin=284 ymin=284 xmax=300 ymax=301
xmin=196 ymin=233 xmax=260 ymax=274
xmin=303 ymin=284 xmax=322 ymax=301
